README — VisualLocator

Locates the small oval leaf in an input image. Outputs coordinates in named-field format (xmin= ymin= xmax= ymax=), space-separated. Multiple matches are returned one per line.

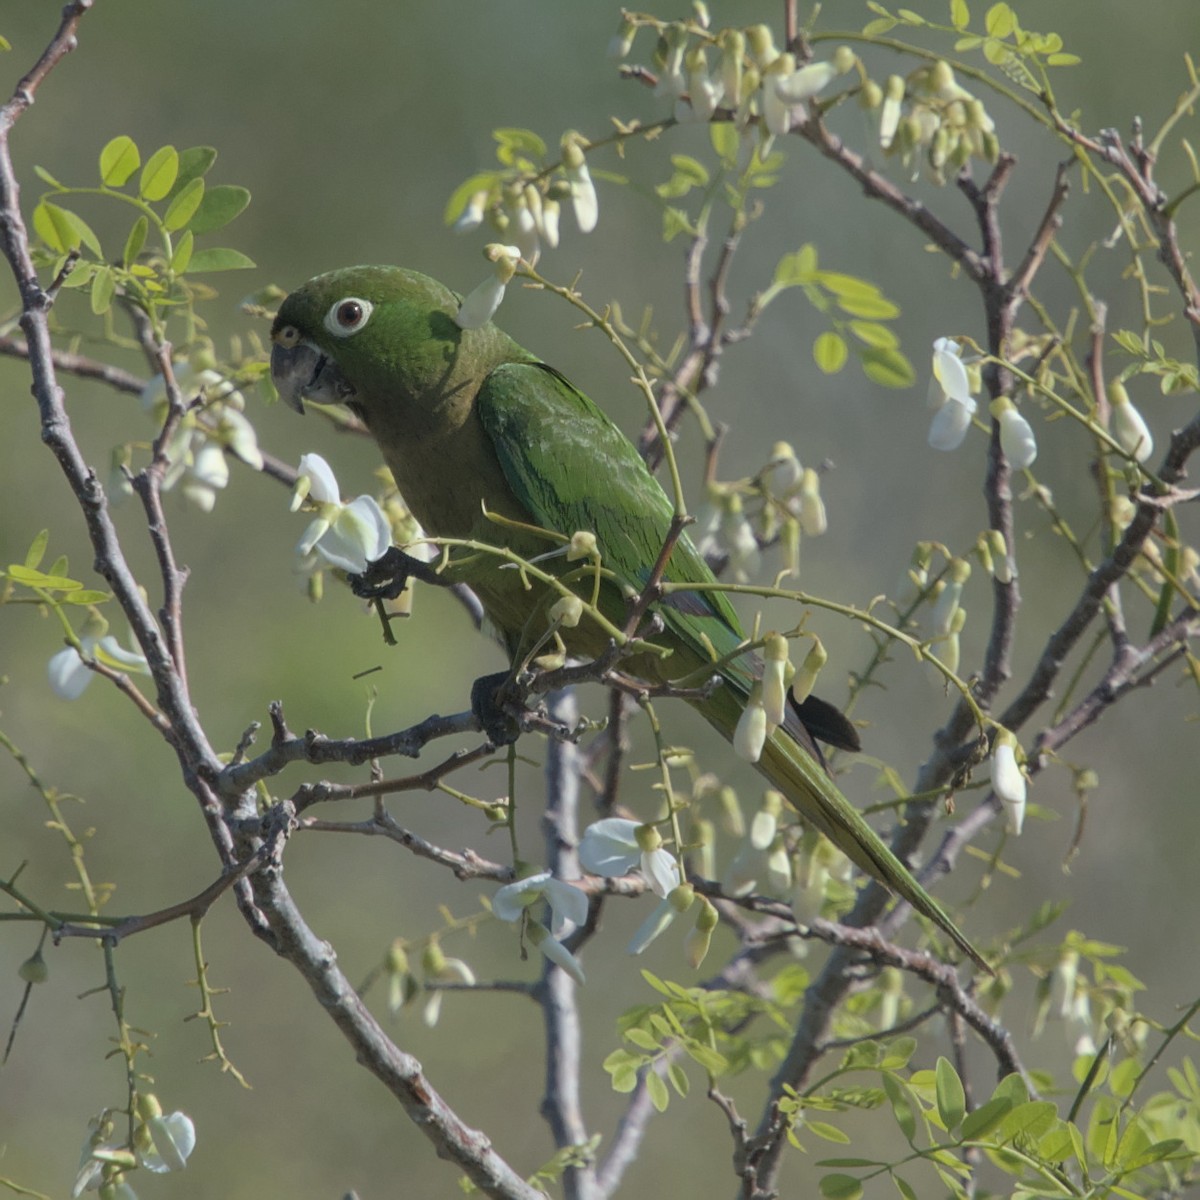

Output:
xmin=814 ymin=331 xmax=849 ymax=374
xmin=170 ymin=229 xmax=194 ymax=274
xmin=184 ymin=247 xmax=255 ymax=273
xmin=90 ymin=267 xmax=115 ymax=315
xmin=139 ymin=145 xmax=179 ymax=201
xmin=100 ymin=135 xmax=140 ymax=187
xmin=187 ymin=184 xmax=251 ymax=234
xmin=163 ymin=177 xmax=205 ymax=231
xmin=935 ymin=1057 xmax=966 ymax=1132
xmin=123 ymin=215 xmax=148 ymax=267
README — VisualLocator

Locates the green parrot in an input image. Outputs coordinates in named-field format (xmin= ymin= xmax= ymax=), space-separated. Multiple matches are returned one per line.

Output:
xmin=270 ymin=264 xmax=987 ymax=972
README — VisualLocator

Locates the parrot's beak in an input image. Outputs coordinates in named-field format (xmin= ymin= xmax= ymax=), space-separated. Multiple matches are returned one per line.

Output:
xmin=270 ymin=339 xmax=355 ymax=413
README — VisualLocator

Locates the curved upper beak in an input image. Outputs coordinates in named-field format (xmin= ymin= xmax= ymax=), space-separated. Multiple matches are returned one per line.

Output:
xmin=270 ymin=339 xmax=355 ymax=413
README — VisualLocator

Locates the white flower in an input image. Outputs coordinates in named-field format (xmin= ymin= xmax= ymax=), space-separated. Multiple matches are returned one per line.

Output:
xmin=291 ymin=453 xmax=391 ymax=573
xmin=879 ymin=74 xmax=906 ymax=149
xmin=796 ymin=468 xmax=827 ymax=537
xmin=454 ymin=244 xmax=521 ymax=329
xmin=139 ymin=1111 xmax=196 ymax=1173
xmin=565 ymin=161 xmax=598 ymax=234
xmin=721 ymin=495 xmax=760 ymax=581
xmin=214 ymin=407 xmax=263 ymax=470
xmin=927 ymin=337 xmax=978 ymax=451
xmin=49 ymin=616 xmax=150 ymax=700
xmin=578 ymin=818 xmax=680 ymax=898
xmin=775 ymin=60 xmax=837 ymax=103
xmin=991 ymin=731 xmax=1027 ymax=835
xmin=995 ymin=401 xmax=1037 ymax=469
xmin=733 ymin=684 xmax=769 ymax=763
xmin=181 ymin=440 xmax=229 ymax=512
xmin=453 ymin=189 xmax=488 ymax=233
xmin=492 ymin=871 xmax=588 ymax=936
xmin=421 ymin=949 xmax=475 ymax=1027
xmin=1108 ymin=381 xmax=1153 ymax=463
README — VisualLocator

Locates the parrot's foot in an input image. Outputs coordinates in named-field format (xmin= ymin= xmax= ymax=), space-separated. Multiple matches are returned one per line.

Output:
xmin=349 ymin=546 xmax=444 ymax=601
xmin=471 ymin=671 xmax=521 ymax=746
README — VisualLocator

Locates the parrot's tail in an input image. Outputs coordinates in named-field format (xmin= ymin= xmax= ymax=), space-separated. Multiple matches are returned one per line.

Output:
xmin=693 ymin=685 xmax=991 ymax=974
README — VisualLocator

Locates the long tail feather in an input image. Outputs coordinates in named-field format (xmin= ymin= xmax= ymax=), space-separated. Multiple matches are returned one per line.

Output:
xmin=694 ymin=686 xmax=990 ymax=973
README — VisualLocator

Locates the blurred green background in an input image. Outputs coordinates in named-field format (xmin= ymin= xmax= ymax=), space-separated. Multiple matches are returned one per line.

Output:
xmin=2 ymin=2 xmax=1198 ymax=1196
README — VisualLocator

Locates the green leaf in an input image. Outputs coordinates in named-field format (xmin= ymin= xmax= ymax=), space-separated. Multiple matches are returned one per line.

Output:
xmin=985 ymin=2 xmax=1015 ymax=37
xmin=170 ymin=230 xmax=194 ymax=274
xmin=90 ymin=267 xmax=115 ymax=315
xmin=860 ymin=347 xmax=916 ymax=389
xmin=6 ymin=563 xmax=83 ymax=591
xmin=624 ymin=1027 xmax=661 ymax=1052
xmin=163 ymin=177 xmax=205 ymax=231
xmin=645 ymin=1070 xmax=670 ymax=1113
xmin=808 ymin=1121 xmax=851 ymax=1143
xmin=667 ymin=1062 xmax=690 ymax=1097
xmin=62 ymin=589 xmax=111 ymax=605
xmin=960 ymin=1095 xmax=1012 ymax=1141
xmin=950 ymin=0 xmax=970 ymax=29
xmin=819 ymin=1173 xmax=863 ymax=1200
xmin=139 ymin=145 xmax=179 ymax=201
xmin=997 ymin=1100 xmax=1057 ymax=1144
xmin=710 ymin=121 xmax=739 ymax=166
xmin=99 ymin=135 xmax=140 ymax=187
xmin=443 ymin=172 xmax=499 ymax=225
xmin=935 ymin=1057 xmax=966 ymax=1132
xmin=168 ymin=145 xmax=218 ymax=198
xmin=849 ymin=320 xmax=900 ymax=349
xmin=670 ymin=154 xmax=709 ymax=186
xmin=774 ymin=244 xmax=819 ymax=287
xmin=187 ymin=184 xmax=251 ymax=235
xmin=813 ymin=331 xmax=849 ymax=374
xmin=34 ymin=164 xmax=66 ymax=190
xmin=185 ymin=247 xmax=255 ymax=273
xmin=892 ymin=1175 xmax=918 ymax=1200
xmin=682 ymin=1041 xmax=728 ymax=1075
xmin=831 ymin=290 xmax=900 ymax=320
xmin=123 ymin=216 xmax=148 ymax=267
xmin=33 ymin=201 xmax=79 ymax=252
xmin=896 ymin=8 xmax=926 ymax=23
xmin=882 ymin=1073 xmax=917 ymax=1142
xmin=23 ymin=529 xmax=49 ymax=570
xmin=493 ymin=126 xmax=547 ymax=166
xmin=1046 ymin=52 xmax=1081 ymax=66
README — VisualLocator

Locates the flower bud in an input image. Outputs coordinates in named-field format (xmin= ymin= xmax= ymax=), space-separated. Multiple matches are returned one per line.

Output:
xmin=762 ymin=634 xmax=790 ymax=727
xmin=718 ymin=785 xmax=745 ymax=837
xmin=790 ymin=637 xmax=826 ymax=704
xmin=733 ymin=683 xmax=768 ymax=763
xmin=991 ymin=729 xmax=1027 ymax=835
xmin=18 ymin=949 xmax=48 ymax=984
xmin=797 ymin=468 xmax=827 ymax=536
xmin=549 ymin=594 xmax=584 ymax=628
xmin=833 ymin=45 xmax=856 ymax=75
xmin=686 ymin=896 xmax=719 ymax=969
xmin=1108 ymin=380 xmax=1153 ymax=463
xmin=987 ymin=529 xmax=1012 ymax=584
xmin=991 ymin=397 xmax=1037 ymax=469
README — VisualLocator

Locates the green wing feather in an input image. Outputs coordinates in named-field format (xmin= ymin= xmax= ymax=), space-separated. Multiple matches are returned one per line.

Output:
xmin=475 ymin=360 xmax=989 ymax=972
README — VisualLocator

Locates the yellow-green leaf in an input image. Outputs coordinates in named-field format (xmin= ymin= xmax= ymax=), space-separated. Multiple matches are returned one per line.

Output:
xmin=443 ymin=172 xmax=499 ymax=225
xmin=168 ymin=145 xmax=218 ymax=199
xmin=849 ymin=320 xmax=900 ymax=349
xmin=23 ymin=529 xmax=49 ymax=570
xmin=710 ymin=121 xmax=739 ymax=166
xmin=774 ymin=244 xmax=819 ymax=287
xmin=185 ymin=247 xmax=255 ymax=273
xmin=33 ymin=201 xmax=79 ymax=252
xmin=819 ymin=1173 xmax=864 ymax=1200
xmin=950 ymin=0 xmax=970 ymax=29
xmin=163 ymin=177 xmax=205 ymax=232
xmin=814 ymin=331 xmax=849 ymax=374
xmin=139 ymin=145 xmax=179 ymax=202
xmin=985 ymin=2 xmax=1015 ymax=37
xmin=123 ymin=215 xmax=148 ymax=267
xmin=645 ymin=1071 xmax=669 ymax=1113
xmin=99 ymin=135 xmax=140 ymax=187
xmin=860 ymin=347 xmax=916 ymax=388
xmin=90 ymin=267 xmax=115 ymax=315
xmin=960 ymin=1095 xmax=1012 ymax=1141
xmin=170 ymin=230 xmax=194 ymax=274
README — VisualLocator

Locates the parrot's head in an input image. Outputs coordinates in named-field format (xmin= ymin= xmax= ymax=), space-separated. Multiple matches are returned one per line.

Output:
xmin=270 ymin=265 xmax=501 ymax=429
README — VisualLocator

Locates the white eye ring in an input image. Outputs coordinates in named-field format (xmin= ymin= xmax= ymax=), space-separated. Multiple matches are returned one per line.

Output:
xmin=324 ymin=297 xmax=373 ymax=337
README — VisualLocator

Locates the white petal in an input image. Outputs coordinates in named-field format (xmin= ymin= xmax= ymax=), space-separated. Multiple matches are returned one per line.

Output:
xmin=640 ymin=848 xmax=681 ymax=899
xmin=454 ymin=276 xmax=506 ymax=330
xmin=568 ymin=163 xmax=599 ymax=233
xmin=1112 ymin=400 xmax=1153 ymax=463
xmin=534 ymin=930 xmax=586 ymax=984
xmin=932 ymin=339 xmax=972 ymax=404
xmin=491 ymin=872 xmax=551 ymax=923
xmin=543 ymin=878 xmax=589 ymax=934
xmin=991 ymin=741 xmax=1027 ymax=835
xmin=928 ymin=397 xmax=974 ymax=451
xmin=142 ymin=1111 xmax=196 ymax=1173
xmin=578 ymin=818 xmax=640 ymax=877
xmin=733 ymin=700 xmax=768 ymax=763
xmin=298 ymin=453 xmax=341 ymax=504
xmin=628 ymin=899 xmax=676 ymax=954
xmin=775 ymin=61 xmax=837 ymax=102
xmin=93 ymin=635 xmax=149 ymax=674
xmin=48 ymin=646 xmax=92 ymax=699
xmin=190 ymin=442 xmax=229 ymax=490
xmin=999 ymin=407 xmax=1038 ymax=469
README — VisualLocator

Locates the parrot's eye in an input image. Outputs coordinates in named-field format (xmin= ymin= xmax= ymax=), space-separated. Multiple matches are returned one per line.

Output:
xmin=325 ymin=297 xmax=373 ymax=337
xmin=274 ymin=324 xmax=300 ymax=348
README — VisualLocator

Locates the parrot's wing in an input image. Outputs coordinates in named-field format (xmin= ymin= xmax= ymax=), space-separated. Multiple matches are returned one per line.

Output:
xmin=476 ymin=360 xmax=744 ymax=647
